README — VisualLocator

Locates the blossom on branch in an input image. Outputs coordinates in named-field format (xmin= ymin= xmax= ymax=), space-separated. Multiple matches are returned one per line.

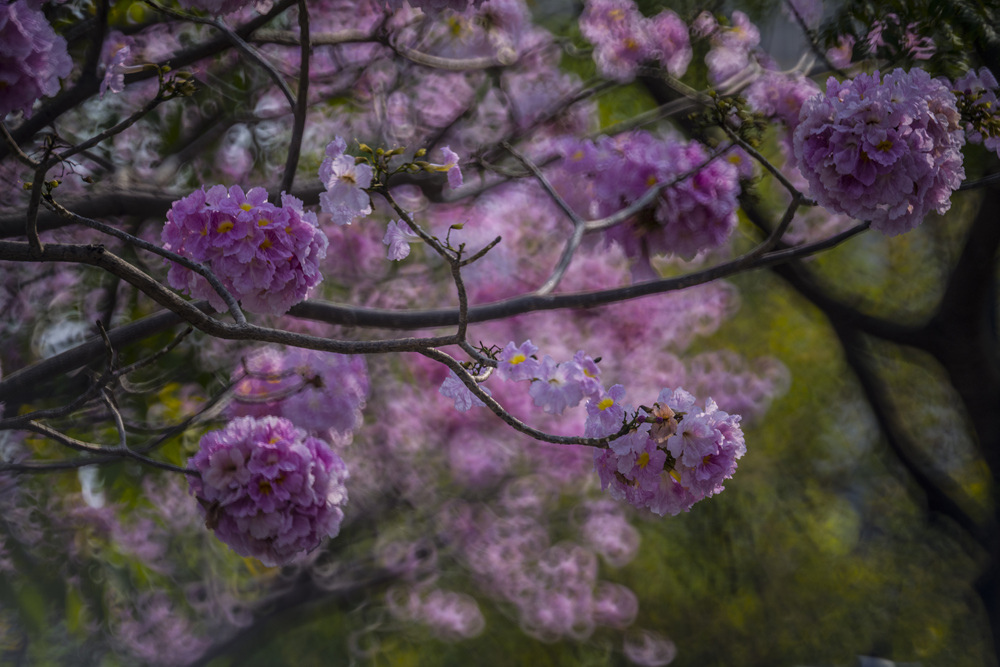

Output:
xmin=440 ymin=370 xmax=489 ymax=412
xmin=100 ymin=45 xmax=132 ymax=98
xmin=162 ymin=186 xmax=328 ymax=314
xmin=793 ymin=68 xmax=966 ymax=236
xmin=383 ymin=220 xmax=420 ymax=260
xmin=0 ymin=0 xmax=72 ymax=118
xmin=594 ymin=388 xmax=745 ymax=516
xmin=188 ymin=416 xmax=349 ymax=566
xmin=319 ymin=137 xmax=374 ymax=225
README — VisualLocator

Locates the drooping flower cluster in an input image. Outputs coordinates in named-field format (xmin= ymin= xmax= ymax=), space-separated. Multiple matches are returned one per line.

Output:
xmin=579 ymin=0 xmax=691 ymax=82
xmin=187 ymin=416 xmax=349 ymax=566
xmin=162 ymin=185 xmax=328 ymax=314
xmin=230 ymin=346 xmax=369 ymax=437
xmin=593 ymin=388 xmax=745 ymax=516
xmin=954 ymin=67 xmax=1000 ymax=159
xmin=0 ymin=0 xmax=73 ymax=118
xmin=793 ymin=68 xmax=966 ymax=236
xmin=559 ymin=131 xmax=742 ymax=269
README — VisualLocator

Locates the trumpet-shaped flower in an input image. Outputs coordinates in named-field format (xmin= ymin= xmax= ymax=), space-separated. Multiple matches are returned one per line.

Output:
xmin=319 ymin=137 xmax=374 ymax=225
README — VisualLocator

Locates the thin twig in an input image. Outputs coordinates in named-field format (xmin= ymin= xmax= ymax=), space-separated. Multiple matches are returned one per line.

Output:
xmin=420 ymin=347 xmax=628 ymax=448
xmin=45 ymin=197 xmax=247 ymax=325
xmin=280 ymin=0 xmax=311 ymax=193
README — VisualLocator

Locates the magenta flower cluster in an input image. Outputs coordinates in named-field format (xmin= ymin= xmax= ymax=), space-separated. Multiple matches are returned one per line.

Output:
xmin=793 ymin=68 xmax=966 ymax=236
xmin=579 ymin=0 xmax=690 ymax=82
xmin=230 ymin=346 xmax=369 ymax=437
xmin=560 ymin=131 xmax=742 ymax=265
xmin=0 ymin=0 xmax=72 ymax=118
xmin=188 ymin=416 xmax=349 ymax=566
xmin=594 ymin=388 xmax=745 ymax=516
xmin=162 ymin=185 xmax=328 ymax=314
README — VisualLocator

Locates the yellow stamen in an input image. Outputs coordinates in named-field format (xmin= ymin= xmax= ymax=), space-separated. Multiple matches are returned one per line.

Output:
xmin=510 ymin=353 xmax=526 ymax=365
xmin=217 ymin=220 xmax=234 ymax=233
xmin=240 ymin=203 xmax=253 ymax=211
xmin=637 ymin=451 xmax=650 ymax=469
xmin=598 ymin=397 xmax=615 ymax=411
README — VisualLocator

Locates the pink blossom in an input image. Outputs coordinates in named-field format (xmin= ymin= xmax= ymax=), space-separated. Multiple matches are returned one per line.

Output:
xmin=0 ymin=0 xmax=72 ymax=118
xmin=188 ymin=416 xmax=349 ymax=566
xmin=496 ymin=340 xmax=539 ymax=382
xmin=100 ymin=45 xmax=132 ymax=98
xmin=594 ymin=387 xmax=745 ymax=516
xmin=382 ymin=220 xmax=419 ymax=261
xmin=439 ymin=370 xmax=489 ymax=411
xmin=162 ymin=186 xmax=328 ymax=314
xmin=793 ymin=68 xmax=966 ymax=236
xmin=319 ymin=137 xmax=374 ymax=225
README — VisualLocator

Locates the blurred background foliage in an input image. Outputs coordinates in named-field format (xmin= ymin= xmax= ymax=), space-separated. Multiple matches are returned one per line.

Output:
xmin=3 ymin=0 xmax=999 ymax=665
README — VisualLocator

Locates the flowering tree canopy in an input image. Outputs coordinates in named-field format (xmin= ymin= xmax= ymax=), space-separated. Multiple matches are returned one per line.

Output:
xmin=1 ymin=0 xmax=1000 ymax=664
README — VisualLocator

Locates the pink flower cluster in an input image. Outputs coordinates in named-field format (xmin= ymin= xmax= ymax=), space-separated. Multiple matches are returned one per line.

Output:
xmin=230 ymin=346 xmax=369 ymax=437
xmin=594 ymin=388 xmax=745 ymax=516
xmin=793 ymin=68 xmax=966 ymax=236
xmin=188 ymin=416 xmax=349 ymax=566
xmin=579 ymin=0 xmax=691 ymax=82
xmin=560 ymin=131 xmax=742 ymax=266
xmin=0 ymin=0 xmax=72 ymax=118
xmin=162 ymin=185 xmax=328 ymax=314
